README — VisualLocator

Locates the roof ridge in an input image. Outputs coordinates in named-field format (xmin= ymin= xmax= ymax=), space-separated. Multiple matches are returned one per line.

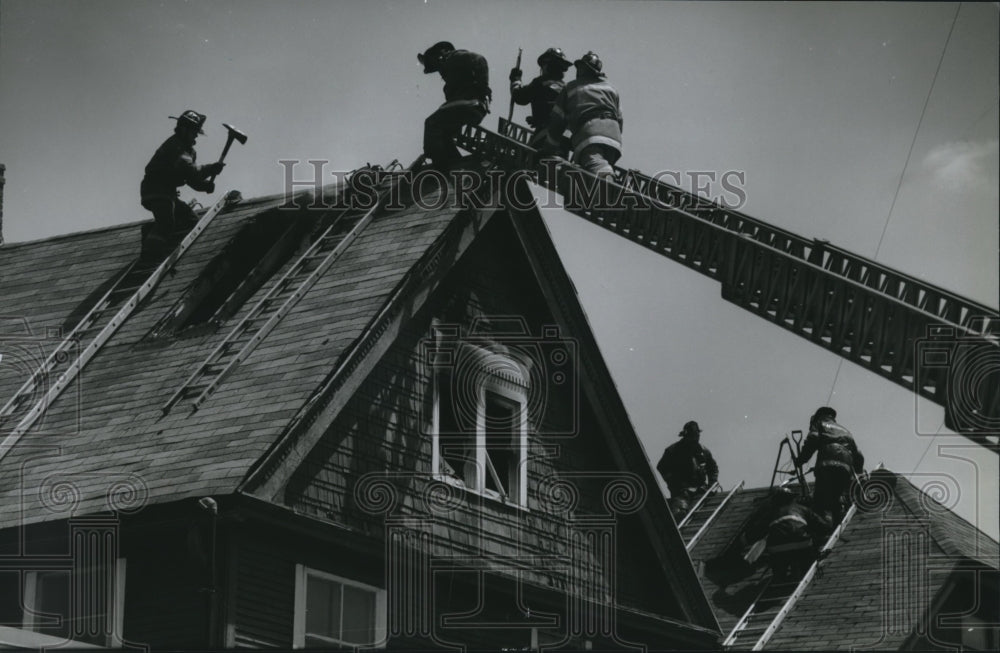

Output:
xmin=0 ymin=181 xmax=346 ymax=249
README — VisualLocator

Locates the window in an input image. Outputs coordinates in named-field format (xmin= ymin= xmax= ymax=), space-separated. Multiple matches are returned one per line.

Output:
xmin=22 ymin=559 xmax=125 ymax=648
xmin=430 ymin=324 xmax=530 ymax=507
xmin=293 ymin=565 xmax=386 ymax=649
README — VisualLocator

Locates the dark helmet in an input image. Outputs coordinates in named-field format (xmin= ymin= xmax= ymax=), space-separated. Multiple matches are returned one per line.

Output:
xmin=680 ymin=420 xmax=702 ymax=438
xmin=169 ymin=110 xmax=206 ymax=134
xmin=538 ymin=47 xmax=571 ymax=69
xmin=811 ymin=406 xmax=837 ymax=423
xmin=417 ymin=41 xmax=455 ymax=74
xmin=574 ymin=51 xmax=605 ymax=78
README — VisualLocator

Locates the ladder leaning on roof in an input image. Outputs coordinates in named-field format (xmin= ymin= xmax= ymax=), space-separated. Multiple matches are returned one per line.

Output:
xmin=683 ymin=481 xmax=745 ymax=551
xmin=0 ymin=190 xmax=243 ymax=463
xmin=161 ymin=159 xmax=416 ymax=414
xmin=721 ymin=472 xmax=868 ymax=650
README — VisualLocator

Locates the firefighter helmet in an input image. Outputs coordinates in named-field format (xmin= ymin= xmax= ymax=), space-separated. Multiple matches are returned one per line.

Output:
xmin=538 ymin=47 xmax=571 ymax=69
xmin=169 ymin=110 xmax=206 ymax=135
xmin=680 ymin=420 xmax=702 ymax=438
xmin=574 ymin=51 xmax=605 ymax=78
xmin=811 ymin=406 xmax=837 ymax=423
xmin=418 ymin=41 xmax=455 ymax=74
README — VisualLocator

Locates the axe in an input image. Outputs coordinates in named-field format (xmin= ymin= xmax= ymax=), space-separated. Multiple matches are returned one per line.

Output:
xmin=210 ymin=123 xmax=248 ymax=183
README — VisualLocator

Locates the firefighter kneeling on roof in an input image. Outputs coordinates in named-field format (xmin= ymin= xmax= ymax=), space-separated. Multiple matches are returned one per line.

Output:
xmin=756 ymin=487 xmax=832 ymax=580
xmin=140 ymin=110 xmax=225 ymax=261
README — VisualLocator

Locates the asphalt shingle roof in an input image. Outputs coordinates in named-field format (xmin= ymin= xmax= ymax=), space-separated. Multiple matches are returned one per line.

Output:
xmin=688 ymin=470 xmax=999 ymax=650
xmin=0 ymin=185 xmax=463 ymax=528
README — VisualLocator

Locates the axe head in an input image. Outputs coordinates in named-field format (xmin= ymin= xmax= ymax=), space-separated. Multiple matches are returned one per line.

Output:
xmin=222 ymin=123 xmax=248 ymax=145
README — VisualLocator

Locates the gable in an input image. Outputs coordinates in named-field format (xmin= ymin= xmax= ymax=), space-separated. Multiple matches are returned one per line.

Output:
xmin=264 ymin=194 xmax=719 ymax=637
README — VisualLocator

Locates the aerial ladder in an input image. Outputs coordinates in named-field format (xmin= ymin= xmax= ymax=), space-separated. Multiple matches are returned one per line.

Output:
xmin=455 ymin=119 xmax=1000 ymax=454
xmin=0 ymin=190 xmax=243 ymax=463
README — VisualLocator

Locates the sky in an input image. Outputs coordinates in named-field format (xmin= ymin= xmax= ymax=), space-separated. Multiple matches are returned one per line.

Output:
xmin=0 ymin=1 xmax=997 ymax=538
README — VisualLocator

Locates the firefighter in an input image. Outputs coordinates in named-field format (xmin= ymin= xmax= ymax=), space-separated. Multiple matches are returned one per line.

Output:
xmin=656 ymin=420 xmax=719 ymax=519
xmin=140 ymin=110 xmax=224 ymax=260
xmin=509 ymin=47 xmax=572 ymax=150
xmin=794 ymin=407 xmax=865 ymax=525
xmin=545 ymin=51 xmax=623 ymax=179
xmin=418 ymin=41 xmax=492 ymax=169
xmin=760 ymin=487 xmax=832 ymax=578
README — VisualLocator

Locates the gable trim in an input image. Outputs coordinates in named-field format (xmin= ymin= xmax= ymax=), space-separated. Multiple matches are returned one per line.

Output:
xmin=503 ymin=176 xmax=721 ymax=632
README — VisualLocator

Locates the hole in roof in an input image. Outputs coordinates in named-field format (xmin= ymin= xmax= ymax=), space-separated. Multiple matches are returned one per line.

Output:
xmin=144 ymin=209 xmax=318 ymax=340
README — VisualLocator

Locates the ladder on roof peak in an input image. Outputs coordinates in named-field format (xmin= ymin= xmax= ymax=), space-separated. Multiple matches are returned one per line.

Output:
xmin=0 ymin=190 xmax=243 ymax=463
xmin=161 ymin=160 xmax=412 ymax=414
xmin=722 ymin=499 xmax=859 ymax=650
xmin=455 ymin=119 xmax=1000 ymax=454
xmin=680 ymin=481 xmax=745 ymax=551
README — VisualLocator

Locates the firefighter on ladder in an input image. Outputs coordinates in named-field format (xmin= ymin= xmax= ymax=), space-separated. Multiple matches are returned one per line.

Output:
xmin=657 ymin=420 xmax=719 ymax=519
xmin=418 ymin=41 xmax=492 ymax=170
xmin=754 ymin=487 xmax=832 ymax=579
xmin=794 ymin=406 xmax=865 ymax=525
xmin=509 ymin=47 xmax=572 ymax=152
xmin=140 ymin=110 xmax=225 ymax=261
xmin=544 ymin=51 xmax=623 ymax=179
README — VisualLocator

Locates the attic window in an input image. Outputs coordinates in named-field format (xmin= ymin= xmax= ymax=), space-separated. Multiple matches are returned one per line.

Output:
xmin=429 ymin=324 xmax=529 ymax=507
xmin=147 ymin=211 xmax=313 ymax=338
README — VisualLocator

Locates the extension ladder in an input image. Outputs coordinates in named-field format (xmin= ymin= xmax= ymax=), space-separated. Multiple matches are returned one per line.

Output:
xmin=161 ymin=161 xmax=410 ymax=414
xmin=0 ymin=190 xmax=243 ymax=462
xmin=722 ymin=500 xmax=859 ymax=649
xmin=683 ymin=481 xmax=745 ymax=551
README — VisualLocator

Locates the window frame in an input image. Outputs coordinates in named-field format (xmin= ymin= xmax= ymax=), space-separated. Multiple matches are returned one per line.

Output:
xmin=22 ymin=558 xmax=126 ymax=648
xmin=292 ymin=564 xmax=387 ymax=649
xmin=429 ymin=324 xmax=530 ymax=509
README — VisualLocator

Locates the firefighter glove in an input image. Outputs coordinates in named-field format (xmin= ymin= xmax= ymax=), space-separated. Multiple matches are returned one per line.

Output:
xmin=205 ymin=162 xmax=226 ymax=176
xmin=509 ymin=67 xmax=522 ymax=82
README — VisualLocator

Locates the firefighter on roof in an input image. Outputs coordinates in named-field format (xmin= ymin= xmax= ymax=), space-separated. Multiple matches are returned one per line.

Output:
xmin=140 ymin=110 xmax=224 ymax=260
xmin=418 ymin=41 xmax=492 ymax=169
xmin=794 ymin=406 xmax=865 ymax=524
xmin=657 ymin=420 xmax=719 ymax=519
xmin=545 ymin=51 xmax=623 ymax=179
xmin=510 ymin=47 xmax=572 ymax=150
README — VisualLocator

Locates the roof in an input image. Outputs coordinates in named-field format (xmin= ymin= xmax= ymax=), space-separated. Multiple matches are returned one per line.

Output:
xmin=0 ymin=170 xmax=723 ymax=635
xmin=688 ymin=469 xmax=999 ymax=650
xmin=0 ymin=182 xmax=464 ymax=527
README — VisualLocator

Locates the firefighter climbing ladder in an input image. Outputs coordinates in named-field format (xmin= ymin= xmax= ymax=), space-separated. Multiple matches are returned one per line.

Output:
xmin=721 ymin=499 xmax=860 ymax=650
xmin=162 ymin=160 xmax=409 ymax=414
xmin=456 ymin=119 xmax=1000 ymax=453
xmin=0 ymin=190 xmax=243 ymax=462
xmin=681 ymin=481 xmax=745 ymax=551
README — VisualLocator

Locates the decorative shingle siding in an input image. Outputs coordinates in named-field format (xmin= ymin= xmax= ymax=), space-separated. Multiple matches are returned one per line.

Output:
xmin=284 ymin=215 xmax=684 ymax=621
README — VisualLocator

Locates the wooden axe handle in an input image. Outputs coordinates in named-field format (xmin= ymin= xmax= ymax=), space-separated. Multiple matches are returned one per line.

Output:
xmin=209 ymin=134 xmax=236 ymax=183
